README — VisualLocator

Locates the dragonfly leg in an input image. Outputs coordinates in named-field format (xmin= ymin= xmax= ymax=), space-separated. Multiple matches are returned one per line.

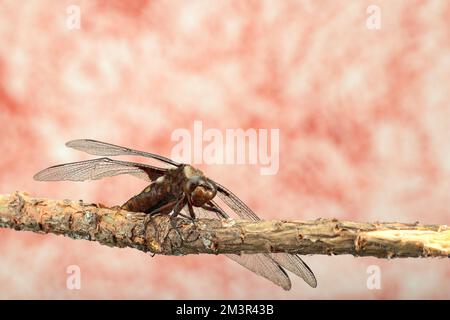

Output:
xmin=178 ymin=212 xmax=193 ymax=220
xmin=187 ymin=202 xmax=197 ymax=219
xmin=168 ymin=196 xmax=192 ymax=245
xmin=202 ymin=202 xmax=228 ymax=219
xmin=170 ymin=196 xmax=187 ymax=218
xmin=145 ymin=199 xmax=186 ymax=245
xmin=172 ymin=197 xmax=197 ymax=222
xmin=174 ymin=198 xmax=197 ymax=227
xmin=147 ymin=200 xmax=177 ymax=216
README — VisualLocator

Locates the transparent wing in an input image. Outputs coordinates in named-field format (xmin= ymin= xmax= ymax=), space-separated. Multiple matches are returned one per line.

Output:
xmin=185 ymin=205 xmax=218 ymax=219
xmin=66 ymin=139 xmax=180 ymax=167
xmin=34 ymin=157 xmax=166 ymax=182
xmin=225 ymin=253 xmax=291 ymax=290
xmin=182 ymin=201 xmax=291 ymax=290
xmin=269 ymin=253 xmax=317 ymax=288
xmin=213 ymin=181 xmax=261 ymax=221
xmin=210 ymin=181 xmax=318 ymax=288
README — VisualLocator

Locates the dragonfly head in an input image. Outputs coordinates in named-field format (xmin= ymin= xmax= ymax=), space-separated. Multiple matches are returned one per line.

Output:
xmin=184 ymin=176 xmax=217 ymax=207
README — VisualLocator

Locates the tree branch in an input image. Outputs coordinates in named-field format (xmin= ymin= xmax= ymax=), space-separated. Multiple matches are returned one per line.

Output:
xmin=0 ymin=192 xmax=449 ymax=258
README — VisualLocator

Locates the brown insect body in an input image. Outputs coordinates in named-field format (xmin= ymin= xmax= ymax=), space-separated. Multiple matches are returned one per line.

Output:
xmin=33 ymin=139 xmax=317 ymax=290
xmin=121 ymin=164 xmax=217 ymax=217
xmin=122 ymin=165 xmax=184 ymax=213
xmin=121 ymin=164 xmax=209 ymax=213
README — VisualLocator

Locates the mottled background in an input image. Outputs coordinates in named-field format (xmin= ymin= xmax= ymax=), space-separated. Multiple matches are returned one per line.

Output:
xmin=0 ymin=0 xmax=449 ymax=299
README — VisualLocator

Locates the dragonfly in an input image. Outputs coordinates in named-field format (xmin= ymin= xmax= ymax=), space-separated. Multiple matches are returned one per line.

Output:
xmin=34 ymin=139 xmax=317 ymax=290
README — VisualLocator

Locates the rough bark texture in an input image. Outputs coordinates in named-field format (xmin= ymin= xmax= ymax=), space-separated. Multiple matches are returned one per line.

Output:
xmin=0 ymin=192 xmax=449 ymax=258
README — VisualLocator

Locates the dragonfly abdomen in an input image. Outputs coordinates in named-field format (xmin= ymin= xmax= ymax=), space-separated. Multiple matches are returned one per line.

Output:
xmin=121 ymin=173 xmax=184 ymax=214
xmin=121 ymin=182 xmax=169 ymax=213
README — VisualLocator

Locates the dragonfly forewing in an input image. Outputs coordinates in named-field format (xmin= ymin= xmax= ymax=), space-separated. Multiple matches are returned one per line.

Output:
xmin=33 ymin=157 xmax=165 ymax=182
xmin=66 ymin=139 xmax=180 ymax=167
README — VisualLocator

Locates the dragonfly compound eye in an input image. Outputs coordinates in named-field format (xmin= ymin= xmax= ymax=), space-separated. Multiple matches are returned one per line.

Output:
xmin=191 ymin=186 xmax=216 ymax=206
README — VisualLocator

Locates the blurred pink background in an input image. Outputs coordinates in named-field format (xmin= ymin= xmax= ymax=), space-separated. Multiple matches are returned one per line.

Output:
xmin=0 ymin=1 xmax=449 ymax=299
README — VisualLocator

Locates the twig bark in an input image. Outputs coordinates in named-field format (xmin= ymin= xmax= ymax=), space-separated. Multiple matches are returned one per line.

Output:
xmin=0 ymin=192 xmax=449 ymax=258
